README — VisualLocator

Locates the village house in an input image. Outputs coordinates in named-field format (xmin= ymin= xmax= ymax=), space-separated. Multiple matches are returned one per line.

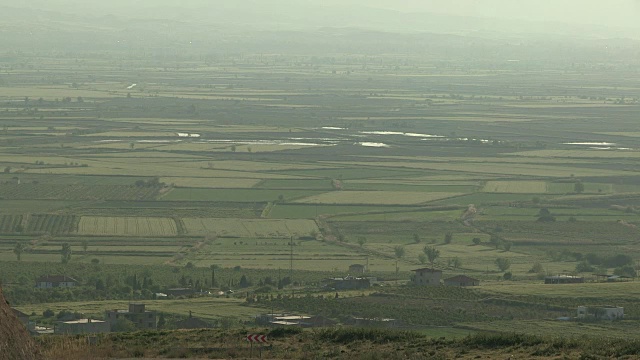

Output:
xmin=348 ymin=264 xmax=366 ymax=274
xmin=55 ymin=319 xmax=110 ymax=335
xmin=577 ymin=306 xmax=624 ymax=320
xmin=444 ymin=275 xmax=480 ymax=287
xmin=105 ymin=303 xmax=157 ymax=331
xmin=545 ymin=275 xmax=584 ymax=284
xmin=412 ymin=268 xmax=442 ymax=286
xmin=35 ymin=275 xmax=77 ymax=289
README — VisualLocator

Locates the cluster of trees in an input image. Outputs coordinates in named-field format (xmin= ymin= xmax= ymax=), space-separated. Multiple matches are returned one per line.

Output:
xmin=575 ymin=253 xmax=636 ymax=277
xmin=471 ymin=236 xmax=512 ymax=251
xmin=536 ymin=208 xmax=556 ymax=222
xmin=410 ymin=232 xmax=453 ymax=245
xmin=134 ymin=177 xmax=165 ymax=187
xmin=13 ymin=242 xmax=74 ymax=263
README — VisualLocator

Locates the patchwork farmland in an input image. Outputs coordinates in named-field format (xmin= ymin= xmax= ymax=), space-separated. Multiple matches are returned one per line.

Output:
xmin=3 ymin=32 xmax=640 ymax=346
xmin=76 ymin=216 xmax=178 ymax=237
xmin=0 ymin=184 xmax=161 ymax=200
xmin=26 ymin=214 xmax=78 ymax=235
xmin=181 ymin=218 xmax=319 ymax=238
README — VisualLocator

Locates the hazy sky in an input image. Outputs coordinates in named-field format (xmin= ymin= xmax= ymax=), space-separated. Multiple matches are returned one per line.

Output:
xmin=327 ymin=0 xmax=640 ymax=29
xmin=14 ymin=0 xmax=640 ymax=33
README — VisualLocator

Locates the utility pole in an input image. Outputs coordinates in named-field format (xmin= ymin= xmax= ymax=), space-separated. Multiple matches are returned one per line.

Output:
xmin=290 ymin=236 xmax=293 ymax=280
xmin=395 ymin=260 xmax=399 ymax=286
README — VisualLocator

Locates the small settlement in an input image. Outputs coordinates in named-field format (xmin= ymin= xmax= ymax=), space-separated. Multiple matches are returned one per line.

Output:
xmin=9 ymin=266 xmax=630 ymax=337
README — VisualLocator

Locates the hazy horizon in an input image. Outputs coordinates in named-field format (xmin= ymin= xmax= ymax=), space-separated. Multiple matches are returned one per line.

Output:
xmin=333 ymin=0 xmax=640 ymax=29
xmin=2 ymin=0 xmax=640 ymax=53
xmin=11 ymin=0 xmax=640 ymax=34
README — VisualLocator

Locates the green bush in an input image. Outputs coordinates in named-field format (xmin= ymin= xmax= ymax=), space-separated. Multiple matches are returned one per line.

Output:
xmin=269 ymin=327 xmax=302 ymax=338
xmin=317 ymin=328 xmax=421 ymax=344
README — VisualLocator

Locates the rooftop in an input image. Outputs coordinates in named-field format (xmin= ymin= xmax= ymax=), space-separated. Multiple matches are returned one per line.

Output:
xmin=36 ymin=275 xmax=78 ymax=283
xmin=327 ymin=276 xmax=370 ymax=281
xmin=444 ymin=275 xmax=479 ymax=282
xmin=61 ymin=319 xmax=106 ymax=324
xmin=274 ymin=316 xmax=311 ymax=321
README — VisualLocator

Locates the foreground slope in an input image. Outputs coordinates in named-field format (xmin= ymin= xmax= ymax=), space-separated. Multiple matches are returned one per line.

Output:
xmin=0 ymin=286 xmax=40 ymax=360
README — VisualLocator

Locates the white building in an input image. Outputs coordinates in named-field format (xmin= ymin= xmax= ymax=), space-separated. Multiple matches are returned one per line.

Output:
xmin=577 ymin=306 xmax=624 ymax=320
xmin=35 ymin=275 xmax=77 ymax=289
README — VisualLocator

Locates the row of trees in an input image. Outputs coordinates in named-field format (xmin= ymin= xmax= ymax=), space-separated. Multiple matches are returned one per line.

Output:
xmin=13 ymin=241 xmax=79 ymax=263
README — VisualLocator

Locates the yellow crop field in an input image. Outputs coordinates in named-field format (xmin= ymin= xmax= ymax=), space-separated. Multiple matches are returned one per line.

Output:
xmin=482 ymin=181 xmax=548 ymax=193
xmin=182 ymin=218 xmax=319 ymax=238
xmin=293 ymin=191 xmax=461 ymax=205
xmin=77 ymin=217 xmax=178 ymax=237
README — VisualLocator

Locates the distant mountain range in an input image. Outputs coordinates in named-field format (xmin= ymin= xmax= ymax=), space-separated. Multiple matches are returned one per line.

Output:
xmin=4 ymin=1 xmax=638 ymax=38
xmin=1 ymin=2 xmax=638 ymax=55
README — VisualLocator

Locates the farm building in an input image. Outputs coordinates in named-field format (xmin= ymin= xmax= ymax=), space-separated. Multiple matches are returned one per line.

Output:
xmin=444 ymin=275 xmax=480 ymax=287
xmin=412 ymin=268 xmax=442 ymax=286
xmin=348 ymin=264 xmax=366 ymax=274
xmin=55 ymin=319 xmax=110 ymax=335
xmin=105 ymin=303 xmax=157 ymax=331
xmin=544 ymin=275 xmax=584 ymax=284
xmin=175 ymin=312 xmax=212 ymax=329
xmin=35 ymin=275 xmax=77 ymax=289
xmin=325 ymin=276 xmax=371 ymax=290
xmin=577 ymin=306 xmax=624 ymax=320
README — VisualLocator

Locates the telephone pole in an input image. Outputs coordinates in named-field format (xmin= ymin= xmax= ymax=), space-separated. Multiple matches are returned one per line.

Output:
xmin=290 ymin=236 xmax=294 ymax=296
